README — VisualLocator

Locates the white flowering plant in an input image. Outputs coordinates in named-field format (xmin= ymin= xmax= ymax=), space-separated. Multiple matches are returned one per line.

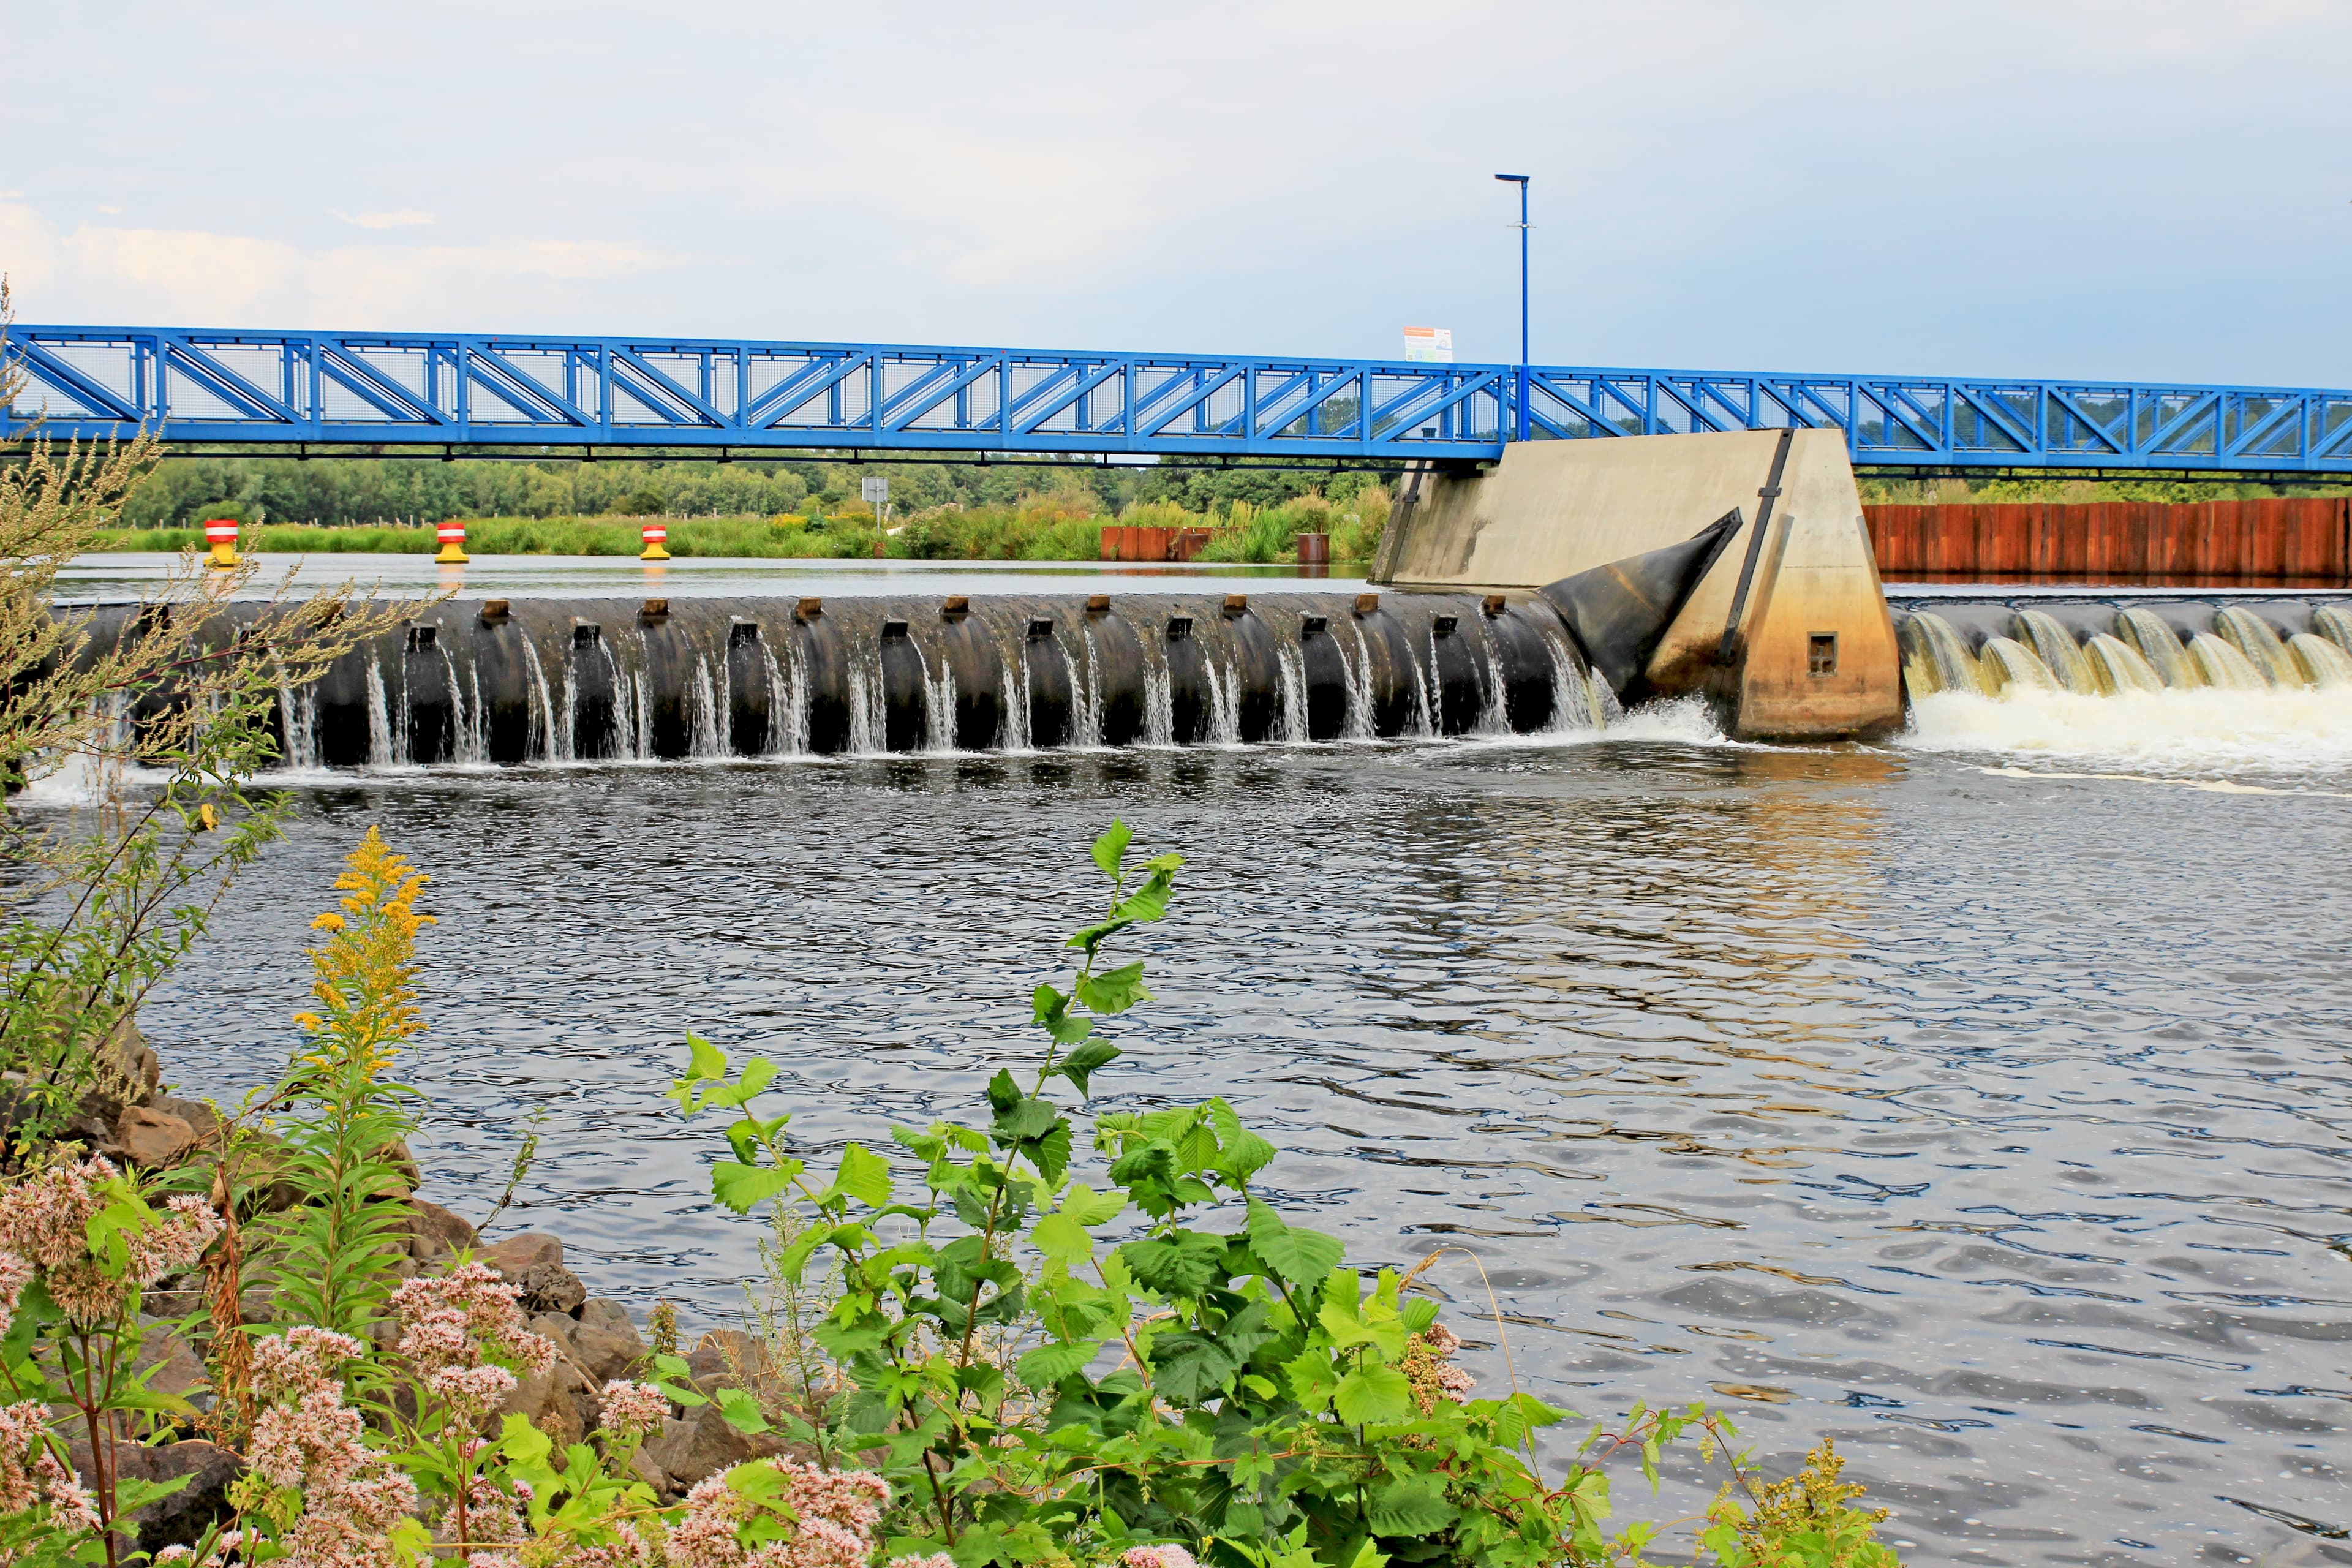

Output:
xmin=0 ymin=1153 xmax=222 ymax=1568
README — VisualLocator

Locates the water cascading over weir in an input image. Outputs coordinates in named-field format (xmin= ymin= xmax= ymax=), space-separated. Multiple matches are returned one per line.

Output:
xmin=1895 ymin=598 xmax=2352 ymax=700
xmin=77 ymin=589 xmax=1621 ymax=768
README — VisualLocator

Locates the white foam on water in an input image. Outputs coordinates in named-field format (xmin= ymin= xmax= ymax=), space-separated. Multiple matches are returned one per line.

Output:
xmin=1902 ymin=685 xmax=2352 ymax=777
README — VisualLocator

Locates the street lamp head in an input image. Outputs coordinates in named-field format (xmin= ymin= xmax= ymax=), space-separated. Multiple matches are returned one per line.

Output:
xmin=1493 ymin=173 xmax=1529 ymax=183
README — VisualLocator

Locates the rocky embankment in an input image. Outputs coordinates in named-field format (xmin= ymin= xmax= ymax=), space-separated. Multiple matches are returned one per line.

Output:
xmin=64 ymin=1036 xmax=782 ymax=1554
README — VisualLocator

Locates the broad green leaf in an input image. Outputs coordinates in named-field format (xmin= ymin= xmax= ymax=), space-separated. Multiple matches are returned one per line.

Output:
xmin=1032 ymin=983 xmax=1069 ymax=1026
xmin=1091 ymin=821 xmax=1133 ymax=877
xmin=711 ymin=1162 xmax=795 ymax=1215
xmin=1332 ymin=1364 xmax=1413 ymax=1425
xmin=1060 ymin=1183 xmax=1128 ymax=1227
xmin=1147 ymin=1329 xmax=1244 ymax=1404
xmin=497 ymin=1412 xmax=554 ymax=1467
xmin=992 ymin=1096 xmax=1058 ymax=1144
xmin=1109 ymin=867 xmax=1179 ymax=924
xmin=1120 ymin=1231 xmax=1230 ymax=1298
xmin=1246 ymin=1200 xmax=1343 ymax=1289
xmin=1367 ymin=1472 xmax=1457 ymax=1536
xmin=1210 ymin=1101 xmax=1276 ymax=1182
xmin=684 ymin=1035 xmax=728 ymax=1082
xmin=828 ymin=1143 xmax=892 ymax=1208
xmin=1016 ymin=1339 xmax=1098 ymax=1387
xmin=1075 ymin=961 xmax=1151 ymax=1016
xmin=701 ymin=1056 xmax=778 ymax=1109
xmin=108 ymin=1474 xmax=193 ymax=1515
xmin=1066 ymin=916 xmax=1133 ymax=953
xmin=1032 ymin=1212 xmax=1096 ymax=1265
xmin=714 ymin=1386 xmax=772 ymax=1436
xmin=1398 ymin=1297 xmax=1439 ymax=1335
xmin=1054 ymin=1039 xmax=1120 ymax=1097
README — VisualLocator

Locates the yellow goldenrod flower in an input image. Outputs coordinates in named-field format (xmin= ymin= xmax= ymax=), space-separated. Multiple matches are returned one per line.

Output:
xmin=294 ymin=826 xmax=433 ymax=1079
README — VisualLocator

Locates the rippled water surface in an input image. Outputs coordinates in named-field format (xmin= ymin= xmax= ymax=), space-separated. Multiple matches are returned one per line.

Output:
xmin=132 ymin=707 xmax=2352 ymax=1566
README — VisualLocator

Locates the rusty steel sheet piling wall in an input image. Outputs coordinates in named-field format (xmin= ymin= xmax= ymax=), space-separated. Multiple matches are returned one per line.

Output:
xmin=1864 ymin=499 xmax=2352 ymax=587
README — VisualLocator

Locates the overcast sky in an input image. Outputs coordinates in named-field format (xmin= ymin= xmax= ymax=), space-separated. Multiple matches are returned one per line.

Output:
xmin=4 ymin=1 xmax=2348 ymax=386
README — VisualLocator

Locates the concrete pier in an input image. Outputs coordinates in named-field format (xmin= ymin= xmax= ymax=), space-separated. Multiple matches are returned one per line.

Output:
xmin=1372 ymin=430 xmax=1904 ymax=741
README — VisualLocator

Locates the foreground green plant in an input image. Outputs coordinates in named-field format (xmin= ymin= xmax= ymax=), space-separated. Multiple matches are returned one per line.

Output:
xmin=668 ymin=823 xmax=1899 ymax=1568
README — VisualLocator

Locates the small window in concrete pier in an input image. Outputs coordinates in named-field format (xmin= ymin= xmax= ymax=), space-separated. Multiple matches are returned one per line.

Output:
xmin=1809 ymin=633 xmax=1838 ymax=676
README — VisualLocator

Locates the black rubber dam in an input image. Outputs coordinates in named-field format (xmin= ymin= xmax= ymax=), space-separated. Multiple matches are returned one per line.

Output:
xmin=97 ymin=592 xmax=1618 ymax=768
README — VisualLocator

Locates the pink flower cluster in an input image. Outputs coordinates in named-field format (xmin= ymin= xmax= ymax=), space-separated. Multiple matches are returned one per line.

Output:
xmin=598 ymin=1380 xmax=669 ymax=1439
xmin=664 ymin=1460 xmax=891 ymax=1568
xmin=1401 ymin=1321 xmax=1474 ymax=1412
xmin=245 ymin=1327 xmax=421 ymax=1568
xmin=0 ymin=1397 xmax=97 ymax=1536
xmin=387 ymin=1262 xmax=557 ymax=1420
xmin=884 ymin=1556 xmax=954 ymax=1568
xmin=1121 ymin=1548 xmax=1199 ymax=1568
xmin=0 ymin=1155 xmax=219 ymax=1327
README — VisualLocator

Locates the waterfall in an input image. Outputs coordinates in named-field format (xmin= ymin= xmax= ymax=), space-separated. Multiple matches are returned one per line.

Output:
xmin=1901 ymin=612 xmax=1986 ymax=697
xmin=277 ymin=676 xmax=320 ymax=769
xmin=1406 ymin=633 xmax=1434 ymax=736
xmin=364 ymin=659 xmax=397 ymax=766
xmin=1534 ymin=623 xmax=1602 ymax=731
xmin=2317 ymin=606 xmax=2352 ymax=656
xmin=1073 ymin=625 xmax=1105 ymax=748
xmin=2214 ymin=608 xmax=2300 ymax=688
xmin=690 ymin=654 xmax=725 ymax=758
xmin=1274 ymin=642 xmax=1309 ymax=743
xmin=559 ymin=654 xmax=578 ymax=761
xmin=2189 ymin=631 xmax=2269 ymax=692
xmin=2116 ymin=609 xmax=2201 ymax=689
xmin=1979 ymin=636 xmax=2057 ymax=695
xmin=2082 ymin=633 xmax=2165 ymax=696
xmin=2289 ymin=633 xmax=2352 ymax=688
xmin=2016 ymin=611 xmax=2100 ymax=696
xmin=1476 ymin=636 xmax=1510 ymax=734
xmin=1202 ymin=657 xmax=1240 ymax=745
xmin=1142 ymin=644 xmax=1174 ymax=747
xmin=1338 ymin=620 xmax=1376 ymax=740
xmin=846 ymin=642 xmax=884 ymax=756
xmin=766 ymin=638 xmax=805 ymax=756
xmin=627 ymin=662 xmax=652 ymax=760
xmin=920 ymin=646 xmax=957 ymax=754
xmin=1000 ymin=654 xmax=1032 ymax=753
xmin=443 ymin=646 xmax=486 ymax=766
xmin=523 ymin=637 xmax=560 ymax=761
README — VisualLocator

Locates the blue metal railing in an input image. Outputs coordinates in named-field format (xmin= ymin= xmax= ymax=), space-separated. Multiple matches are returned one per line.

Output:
xmin=6 ymin=323 xmax=2350 ymax=472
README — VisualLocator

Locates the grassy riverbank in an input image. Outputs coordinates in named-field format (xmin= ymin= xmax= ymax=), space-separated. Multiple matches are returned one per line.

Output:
xmin=94 ymin=490 xmax=1392 ymax=564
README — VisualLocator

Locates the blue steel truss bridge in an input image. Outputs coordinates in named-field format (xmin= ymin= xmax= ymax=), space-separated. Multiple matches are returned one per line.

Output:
xmin=6 ymin=324 xmax=2351 ymax=476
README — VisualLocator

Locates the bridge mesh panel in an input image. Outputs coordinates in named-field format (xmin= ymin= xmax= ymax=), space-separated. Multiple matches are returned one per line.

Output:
xmin=1084 ymin=368 xmax=1125 ymax=434
xmin=10 ymin=341 xmax=130 ymax=418
xmin=165 ymin=365 xmax=252 ymax=423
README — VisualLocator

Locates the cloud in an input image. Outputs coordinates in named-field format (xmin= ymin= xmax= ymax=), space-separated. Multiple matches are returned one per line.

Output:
xmin=0 ymin=198 xmax=685 ymax=327
xmin=334 ymin=209 xmax=437 ymax=230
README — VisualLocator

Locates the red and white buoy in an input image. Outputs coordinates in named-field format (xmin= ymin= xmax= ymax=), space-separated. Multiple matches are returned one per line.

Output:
xmin=203 ymin=518 xmax=240 ymax=568
xmin=435 ymin=520 xmax=469 ymax=564
xmin=640 ymin=519 xmax=670 ymax=561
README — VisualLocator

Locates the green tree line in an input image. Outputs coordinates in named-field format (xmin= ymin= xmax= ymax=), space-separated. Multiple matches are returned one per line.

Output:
xmin=115 ymin=454 xmax=1396 ymax=530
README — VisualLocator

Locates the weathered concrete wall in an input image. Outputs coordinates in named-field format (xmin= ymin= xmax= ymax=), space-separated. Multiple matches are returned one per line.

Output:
xmin=1372 ymin=431 xmax=1902 ymax=740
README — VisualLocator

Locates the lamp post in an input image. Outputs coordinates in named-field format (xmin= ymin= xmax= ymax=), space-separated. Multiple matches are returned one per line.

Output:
xmin=1494 ymin=173 xmax=1530 ymax=442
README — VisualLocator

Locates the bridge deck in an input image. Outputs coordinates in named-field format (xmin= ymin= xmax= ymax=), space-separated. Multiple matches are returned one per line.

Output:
xmin=6 ymin=325 xmax=2350 ymax=473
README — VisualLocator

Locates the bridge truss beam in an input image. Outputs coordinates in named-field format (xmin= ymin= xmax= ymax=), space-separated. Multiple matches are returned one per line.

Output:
xmin=6 ymin=325 xmax=2352 ymax=473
